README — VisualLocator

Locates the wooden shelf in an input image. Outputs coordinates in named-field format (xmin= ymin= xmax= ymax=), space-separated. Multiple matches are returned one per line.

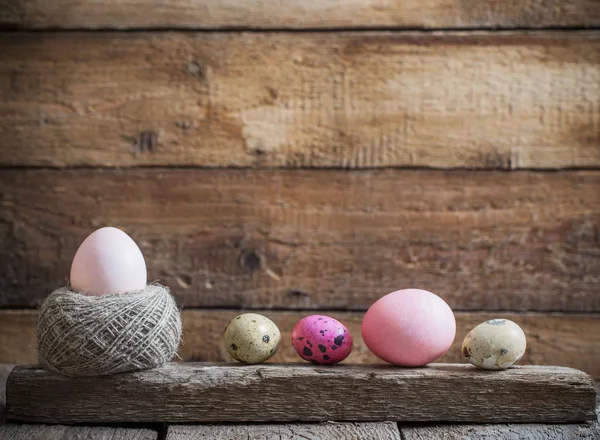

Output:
xmin=4 ymin=363 xmax=596 ymax=424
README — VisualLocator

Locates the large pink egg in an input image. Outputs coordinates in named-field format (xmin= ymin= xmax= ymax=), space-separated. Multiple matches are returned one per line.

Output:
xmin=362 ymin=289 xmax=456 ymax=366
xmin=292 ymin=315 xmax=353 ymax=365
xmin=70 ymin=227 xmax=147 ymax=296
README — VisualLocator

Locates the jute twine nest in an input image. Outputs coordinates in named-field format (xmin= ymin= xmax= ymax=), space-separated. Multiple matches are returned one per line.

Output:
xmin=37 ymin=284 xmax=182 ymax=377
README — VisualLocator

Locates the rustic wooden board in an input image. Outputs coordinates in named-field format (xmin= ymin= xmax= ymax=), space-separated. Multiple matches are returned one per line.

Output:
xmin=0 ymin=424 xmax=158 ymax=440
xmin=1 ymin=0 xmax=599 ymax=29
xmin=167 ymin=422 xmax=401 ymax=439
xmin=1 ymin=169 xmax=598 ymax=311
xmin=401 ymin=424 xmax=600 ymax=439
xmin=2 ymin=310 xmax=599 ymax=378
xmin=5 ymin=363 xmax=596 ymax=424
xmin=1 ymin=32 xmax=599 ymax=169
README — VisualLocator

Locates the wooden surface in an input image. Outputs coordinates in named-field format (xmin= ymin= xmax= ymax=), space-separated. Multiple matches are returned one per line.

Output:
xmin=5 ymin=363 xmax=596 ymax=424
xmin=4 ymin=422 xmax=597 ymax=439
xmin=167 ymin=423 xmax=401 ymax=439
xmin=401 ymin=424 xmax=600 ymax=439
xmin=1 ymin=32 xmax=599 ymax=169
xmin=0 ymin=425 xmax=158 ymax=440
xmin=0 ymin=364 xmax=14 ymax=423
xmin=1 ymin=0 xmax=599 ymax=29
xmin=1 ymin=169 xmax=598 ymax=311
xmin=2 ymin=310 xmax=599 ymax=378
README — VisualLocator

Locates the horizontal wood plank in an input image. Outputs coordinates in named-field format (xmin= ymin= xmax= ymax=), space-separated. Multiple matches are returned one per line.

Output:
xmin=2 ymin=310 xmax=599 ymax=378
xmin=5 ymin=363 xmax=595 ymax=424
xmin=1 ymin=32 xmax=599 ymax=169
xmin=0 ymin=425 xmax=158 ymax=440
xmin=401 ymin=423 xmax=600 ymax=439
xmin=1 ymin=169 xmax=598 ymax=311
xmin=1 ymin=0 xmax=599 ymax=29
xmin=167 ymin=423 xmax=401 ymax=439
xmin=180 ymin=310 xmax=600 ymax=378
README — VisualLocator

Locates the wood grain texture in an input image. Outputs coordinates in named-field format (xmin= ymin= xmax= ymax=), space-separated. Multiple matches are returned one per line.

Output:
xmin=0 ymin=364 xmax=15 ymax=423
xmin=1 ymin=310 xmax=599 ymax=378
xmin=0 ymin=425 xmax=158 ymax=440
xmin=1 ymin=32 xmax=599 ymax=169
xmin=401 ymin=424 xmax=600 ymax=439
xmin=180 ymin=311 xmax=600 ymax=379
xmin=1 ymin=169 xmax=598 ymax=311
xmin=1 ymin=0 xmax=599 ymax=29
xmin=167 ymin=423 xmax=401 ymax=439
xmin=5 ymin=363 xmax=596 ymax=424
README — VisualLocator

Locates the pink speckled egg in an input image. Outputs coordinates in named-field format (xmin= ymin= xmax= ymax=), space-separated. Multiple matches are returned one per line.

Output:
xmin=292 ymin=315 xmax=353 ymax=365
xmin=70 ymin=227 xmax=147 ymax=296
xmin=361 ymin=289 xmax=456 ymax=366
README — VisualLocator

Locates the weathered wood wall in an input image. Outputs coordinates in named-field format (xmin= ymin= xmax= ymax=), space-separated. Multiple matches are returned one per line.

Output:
xmin=0 ymin=0 xmax=598 ymax=376
xmin=1 ymin=32 xmax=599 ymax=169
xmin=3 ymin=310 xmax=600 ymax=376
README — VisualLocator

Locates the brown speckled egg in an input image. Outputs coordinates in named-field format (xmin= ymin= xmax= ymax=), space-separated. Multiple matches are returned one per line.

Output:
xmin=462 ymin=319 xmax=526 ymax=370
xmin=223 ymin=313 xmax=281 ymax=364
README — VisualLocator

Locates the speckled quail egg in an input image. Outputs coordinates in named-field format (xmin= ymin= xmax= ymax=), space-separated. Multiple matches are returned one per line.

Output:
xmin=223 ymin=313 xmax=281 ymax=364
xmin=462 ymin=319 xmax=527 ymax=370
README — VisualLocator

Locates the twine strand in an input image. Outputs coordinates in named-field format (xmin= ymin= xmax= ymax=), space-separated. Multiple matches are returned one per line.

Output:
xmin=37 ymin=284 xmax=182 ymax=377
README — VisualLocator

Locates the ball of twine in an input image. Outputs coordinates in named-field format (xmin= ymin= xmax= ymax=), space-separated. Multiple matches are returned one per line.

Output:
xmin=37 ymin=284 xmax=182 ymax=377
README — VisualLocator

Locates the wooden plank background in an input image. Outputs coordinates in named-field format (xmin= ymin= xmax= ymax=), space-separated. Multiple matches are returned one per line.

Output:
xmin=1 ymin=170 xmax=598 ymax=311
xmin=1 ymin=0 xmax=600 ymax=29
xmin=0 ymin=0 xmax=598 ymax=383
xmin=2 ymin=310 xmax=599 ymax=377
xmin=0 ymin=32 xmax=599 ymax=169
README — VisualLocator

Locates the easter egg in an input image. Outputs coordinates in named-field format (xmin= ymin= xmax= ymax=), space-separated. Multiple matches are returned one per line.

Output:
xmin=70 ymin=227 xmax=147 ymax=296
xmin=462 ymin=319 xmax=526 ymax=370
xmin=292 ymin=315 xmax=353 ymax=365
xmin=223 ymin=313 xmax=281 ymax=364
xmin=361 ymin=289 xmax=456 ymax=366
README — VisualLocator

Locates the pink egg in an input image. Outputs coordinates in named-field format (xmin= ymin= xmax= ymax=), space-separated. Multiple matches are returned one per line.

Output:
xmin=361 ymin=289 xmax=456 ymax=366
xmin=292 ymin=315 xmax=353 ymax=365
xmin=70 ymin=227 xmax=147 ymax=296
